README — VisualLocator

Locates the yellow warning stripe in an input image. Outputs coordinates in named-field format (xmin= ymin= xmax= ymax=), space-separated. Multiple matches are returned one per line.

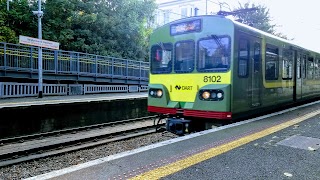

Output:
xmin=130 ymin=110 xmax=320 ymax=180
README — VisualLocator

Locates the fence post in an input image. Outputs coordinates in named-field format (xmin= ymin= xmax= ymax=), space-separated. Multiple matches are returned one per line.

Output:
xmin=83 ymin=84 xmax=87 ymax=95
xmin=95 ymin=55 xmax=98 ymax=77
xmin=30 ymin=47 xmax=33 ymax=72
xmin=126 ymin=59 xmax=128 ymax=78
xmin=139 ymin=61 xmax=142 ymax=79
xmin=69 ymin=52 xmax=73 ymax=73
xmin=54 ymin=50 xmax=58 ymax=74
xmin=0 ymin=82 xmax=2 ymax=98
xmin=77 ymin=52 xmax=80 ymax=75
xmin=111 ymin=58 xmax=114 ymax=78
xmin=4 ymin=43 xmax=6 ymax=69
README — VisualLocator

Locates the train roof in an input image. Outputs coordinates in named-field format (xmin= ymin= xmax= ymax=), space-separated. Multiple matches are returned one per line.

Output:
xmin=153 ymin=15 xmax=320 ymax=54
xmin=230 ymin=17 xmax=315 ymax=53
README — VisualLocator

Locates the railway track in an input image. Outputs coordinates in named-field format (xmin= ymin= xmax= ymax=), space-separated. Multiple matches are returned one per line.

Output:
xmin=0 ymin=115 xmax=165 ymax=167
xmin=0 ymin=100 xmax=306 ymax=168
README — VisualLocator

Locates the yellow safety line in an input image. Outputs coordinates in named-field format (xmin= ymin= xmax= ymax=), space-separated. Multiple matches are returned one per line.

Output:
xmin=130 ymin=110 xmax=320 ymax=180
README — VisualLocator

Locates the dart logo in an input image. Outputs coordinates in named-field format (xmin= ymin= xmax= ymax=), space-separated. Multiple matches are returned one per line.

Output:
xmin=175 ymin=85 xmax=192 ymax=90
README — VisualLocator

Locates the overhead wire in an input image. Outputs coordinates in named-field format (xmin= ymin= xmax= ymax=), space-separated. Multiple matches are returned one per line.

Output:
xmin=156 ymin=0 xmax=233 ymax=16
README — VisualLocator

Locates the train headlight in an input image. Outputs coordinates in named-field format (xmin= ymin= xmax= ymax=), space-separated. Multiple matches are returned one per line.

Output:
xmin=202 ymin=91 xmax=210 ymax=99
xmin=149 ymin=88 xmax=163 ymax=98
xmin=156 ymin=90 xmax=163 ymax=97
xmin=199 ymin=89 xmax=224 ymax=101
xmin=149 ymin=90 xmax=155 ymax=96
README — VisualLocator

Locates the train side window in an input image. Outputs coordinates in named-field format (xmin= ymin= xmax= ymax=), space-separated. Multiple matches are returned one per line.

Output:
xmin=238 ymin=39 xmax=249 ymax=77
xmin=315 ymin=58 xmax=320 ymax=79
xmin=253 ymin=42 xmax=260 ymax=72
xmin=174 ymin=40 xmax=195 ymax=73
xmin=301 ymin=54 xmax=307 ymax=79
xmin=282 ymin=49 xmax=293 ymax=79
xmin=307 ymin=56 xmax=314 ymax=79
xmin=265 ymin=44 xmax=279 ymax=80
xmin=297 ymin=54 xmax=301 ymax=79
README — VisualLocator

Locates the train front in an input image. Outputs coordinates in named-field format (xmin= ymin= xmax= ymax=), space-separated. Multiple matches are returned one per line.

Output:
xmin=148 ymin=16 xmax=234 ymax=135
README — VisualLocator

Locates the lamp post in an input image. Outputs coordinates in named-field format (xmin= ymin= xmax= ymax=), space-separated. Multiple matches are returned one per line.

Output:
xmin=206 ymin=0 xmax=207 ymax=15
xmin=33 ymin=0 xmax=43 ymax=98
xmin=7 ymin=0 xmax=9 ymax=11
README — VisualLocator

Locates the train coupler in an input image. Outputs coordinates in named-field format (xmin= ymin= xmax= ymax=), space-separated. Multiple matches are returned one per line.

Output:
xmin=166 ymin=118 xmax=192 ymax=135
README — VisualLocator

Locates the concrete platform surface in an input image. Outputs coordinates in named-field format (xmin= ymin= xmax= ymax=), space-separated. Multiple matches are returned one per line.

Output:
xmin=0 ymin=92 xmax=148 ymax=109
xmin=25 ymin=100 xmax=320 ymax=180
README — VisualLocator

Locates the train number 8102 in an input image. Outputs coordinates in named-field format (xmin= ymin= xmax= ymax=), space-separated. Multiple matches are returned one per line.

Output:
xmin=203 ymin=75 xmax=221 ymax=83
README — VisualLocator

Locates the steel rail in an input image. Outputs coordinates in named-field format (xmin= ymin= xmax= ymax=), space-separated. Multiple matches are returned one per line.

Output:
xmin=0 ymin=115 xmax=164 ymax=167
xmin=0 ymin=115 xmax=158 ymax=145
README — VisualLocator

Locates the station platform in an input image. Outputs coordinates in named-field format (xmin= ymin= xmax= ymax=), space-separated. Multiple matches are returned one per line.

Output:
xmin=25 ymin=100 xmax=320 ymax=180
xmin=0 ymin=92 xmax=148 ymax=109
xmin=0 ymin=92 xmax=149 ymax=139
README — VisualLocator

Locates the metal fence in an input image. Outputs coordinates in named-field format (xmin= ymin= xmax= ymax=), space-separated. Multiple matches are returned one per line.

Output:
xmin=0 ymin=42 xmax=150 ymax=81
xmin=0 ymin=82 xmax=148 ymax=99
xmin=0 ymin=82 xmax=67 ymax=98
xmin=84 ymin=84 xmax=128 ymax=94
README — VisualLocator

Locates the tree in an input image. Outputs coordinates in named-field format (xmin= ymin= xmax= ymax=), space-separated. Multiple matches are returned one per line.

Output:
xmin=0 ymin=10 xmax=16 ymax=43
xmin=230 ymin=2 xmax=291 ymax=40
xmin=0 ymin=0 xmax=37 ymax=43
xmin=42 ymin=0 xmax=157 ymax=60
xmin=0 ymin=0 xmax=156 ymax=60
xmin=41 ymin=0 xmax=75 ymax=50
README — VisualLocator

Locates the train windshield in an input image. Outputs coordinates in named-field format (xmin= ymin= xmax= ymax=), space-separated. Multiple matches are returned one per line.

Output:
xmin=150 ymin=43 xmax=173 ymax=74
xmin=174 ymin=40 xmax=195 ymax=73
xmin=197 ymin=36 xmax=231 ymax=72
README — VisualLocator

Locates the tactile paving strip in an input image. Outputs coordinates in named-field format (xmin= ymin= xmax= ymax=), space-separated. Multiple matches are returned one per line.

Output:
xmin=276 ymin=135 xmax=320 ymax=150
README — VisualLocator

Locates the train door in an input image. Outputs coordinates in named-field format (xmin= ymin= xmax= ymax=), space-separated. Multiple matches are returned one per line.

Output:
xmin=238 ymin=32 xmax=262 ymax=108
xmin=294 ymin=52 xmax=305 ymax=101
xmin=251 ymin=41 xmax=262 ymax=106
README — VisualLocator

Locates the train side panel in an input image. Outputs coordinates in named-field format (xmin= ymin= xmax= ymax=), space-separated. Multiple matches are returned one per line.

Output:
xmin=147 ymin=15 xmax=320 ymax=135
xmin=231 ymin=23 xmax=297 ymax=117
xmin=302 ymin=52 xmax=320 ymax=99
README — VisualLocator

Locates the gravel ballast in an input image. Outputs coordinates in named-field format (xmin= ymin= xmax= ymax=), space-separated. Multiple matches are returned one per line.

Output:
xmin=0 ymin=132 xmax=178 ymax=180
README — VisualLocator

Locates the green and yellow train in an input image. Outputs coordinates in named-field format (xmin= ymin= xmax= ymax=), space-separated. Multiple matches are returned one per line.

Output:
xmin=147 ymin=15 xmax=320 ymax=135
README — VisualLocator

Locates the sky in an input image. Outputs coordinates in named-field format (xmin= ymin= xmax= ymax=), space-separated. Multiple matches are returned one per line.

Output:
xmin=227 ymin=0 xmax=320 ymax=52
xmin=157 ymin=0 xmax=320 ymax=52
